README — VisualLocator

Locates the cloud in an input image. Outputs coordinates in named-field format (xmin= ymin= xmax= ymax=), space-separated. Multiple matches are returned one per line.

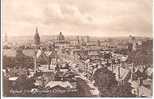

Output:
xmin=43 ymin=3 xmax=94 ymax=26
xmin=2 ymin=0 xmax=152 ymax=37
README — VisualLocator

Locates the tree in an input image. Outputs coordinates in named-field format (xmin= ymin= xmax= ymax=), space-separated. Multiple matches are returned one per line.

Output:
xmin=93 ymin=66 xmax=134 ymax=97
xmin=15 ymin=48 xmax=34 ymax=68
xmin=115 ymin=82 xmax=135 ymax=97
xmin=3 ymin=56 xmax=16 ymax=68
xmin=93 ymin=66 xmax=118 ymax=96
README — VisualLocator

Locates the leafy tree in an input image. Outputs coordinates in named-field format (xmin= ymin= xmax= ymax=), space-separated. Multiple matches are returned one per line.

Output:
xmin=93 ymin=66 xmax=118 ymax=96
xmin=3 ymin=56 xmax=16 ymax=68
xmin=3 ymin=48 xmax=34 ymax=68
xmin=15 ymin=74 xmax=28 ymax=90
xmin=93 ymin=66 xmax=134 ymax=97
xmin=13 ymin=48 xmax=34 ymax=68
xmin=115 ymin=82 xmax=135 ymax=97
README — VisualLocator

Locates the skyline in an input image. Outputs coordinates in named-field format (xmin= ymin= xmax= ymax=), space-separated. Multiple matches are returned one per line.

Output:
xmin=2 ymin=0 xmax=152 ymax=37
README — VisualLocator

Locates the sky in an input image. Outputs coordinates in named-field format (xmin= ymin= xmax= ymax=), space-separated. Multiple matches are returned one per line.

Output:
xmin=2 ymin=0 xmax=152 ymax=37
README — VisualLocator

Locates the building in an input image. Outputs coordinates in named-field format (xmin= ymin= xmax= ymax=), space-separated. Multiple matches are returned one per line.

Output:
xmin=55 ymin=32 xmax=70 ymax=48
xmin=34 ymin=27 xmax=40 ymax=45
xmin=128 ymin=35 xmax=137 ymax=51
xmin=4 ymin=33 xmax=8 ymax=43
xmin=57 ymin=32 xmax=65 ymax=42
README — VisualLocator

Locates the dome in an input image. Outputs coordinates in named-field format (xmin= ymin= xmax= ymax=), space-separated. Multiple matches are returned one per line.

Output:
xmin=57 ymin=32 xmax=65 ymax=41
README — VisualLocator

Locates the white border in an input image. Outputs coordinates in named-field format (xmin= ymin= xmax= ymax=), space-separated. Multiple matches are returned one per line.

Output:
xmin=0 ymin=0 xmax=153 ymax=99
xmin=1 ymin=0 xmax=4 ymax=98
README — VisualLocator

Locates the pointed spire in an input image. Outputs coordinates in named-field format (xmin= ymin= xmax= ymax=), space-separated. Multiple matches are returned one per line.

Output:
xmin=36 ymin=27 xmax=39 ymax=34
xmin=34 ymin=27 xmax=40 ymax=45
xmin=4 ymin=33 xmax=8 ymax=42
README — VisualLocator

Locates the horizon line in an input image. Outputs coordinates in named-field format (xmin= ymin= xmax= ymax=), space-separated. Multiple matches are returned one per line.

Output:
xmin=3 ymin=34 xmax=153 ymax=38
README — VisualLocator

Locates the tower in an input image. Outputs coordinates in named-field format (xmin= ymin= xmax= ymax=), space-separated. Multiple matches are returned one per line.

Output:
xmin=97 ymin=40 xmax=101 ymax=46
xmin=130 ymin=36 xmax=137 ymax=51
xmin=57 ymin=32 xmax=65 ymax=42
xmin=85 ymin=35 xmax=90 ymax=43
xmin=4 ymin=33 xmax=8 ymax=42
xmin=77 ymin=36 xmax=80 ymax=44
xmin=128 ymin=35 xmax=137 ymax=51
xmin=34 ymin=27 xmax=40 ymax=45
xmin=33 ymin=27 xmax=40 ymax=73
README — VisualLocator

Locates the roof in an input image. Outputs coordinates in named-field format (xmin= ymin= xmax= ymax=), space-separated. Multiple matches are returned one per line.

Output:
xmin=146 ymin=67 xmax=152 ymax=76
xmin=139 ymin=86 xmax=152 ymax=96
xmin=129 ymin=80 xmax=152 ymax=96
xmin=88 ymin=51 xmax=99 ymax=56
xmin=39 ymin=65 xmax=56 ymax=72
xmin=129 ymin=80 xmax=139 ymax=89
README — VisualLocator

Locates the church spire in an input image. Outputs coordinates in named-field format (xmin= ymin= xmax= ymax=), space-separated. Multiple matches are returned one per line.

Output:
xmin=36 ymin=27 xmax=39 ymax=34
xmin=4 ymin=32 xmax=8 ymax=42
xmin=34 ymin=27 xmax=40 ymax=45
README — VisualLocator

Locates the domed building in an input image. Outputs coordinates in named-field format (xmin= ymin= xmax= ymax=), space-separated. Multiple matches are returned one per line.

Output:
xmin=57 ymin=32 xmax=65 ymax=43
xmin=55 ymin=32 xmax=70 ymax=48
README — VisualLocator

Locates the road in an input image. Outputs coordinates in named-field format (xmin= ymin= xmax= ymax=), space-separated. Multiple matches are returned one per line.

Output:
xmin=58 ymin=52 xmax=100 ymax=97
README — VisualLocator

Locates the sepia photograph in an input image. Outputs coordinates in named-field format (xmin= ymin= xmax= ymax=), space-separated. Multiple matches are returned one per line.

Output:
xmin=1 ymin=0 xmax=153 ymax=97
